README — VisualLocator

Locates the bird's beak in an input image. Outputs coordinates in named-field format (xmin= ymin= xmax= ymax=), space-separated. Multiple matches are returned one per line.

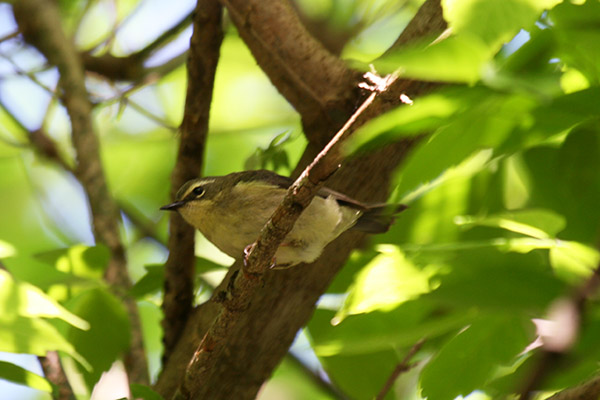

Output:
xmin=160 ymin=200 xmax=187 ymax=211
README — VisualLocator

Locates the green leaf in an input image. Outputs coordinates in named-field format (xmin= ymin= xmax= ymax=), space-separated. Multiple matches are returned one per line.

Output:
xmin=318 ymin=350 xmax=401 ymax=400
xmin=550 ymin=241 xmax=599 ymax=283
xmin=455 ymin=208 xmax=566 ymax=239
xmin=528 ymin=88 xmax=600 ymax=142
xmin=0 ymin=360 xmax=53 ymax=393
xmin=443 ymin=0 xmax=561 ymax=50
xmin=309 ymin=303 xmax=475 ymax=357
xmin=336 ymin=246 xmax=436 ymax=321
xmin=393 ymin=90 xmax=535 ymax=200
xmin=129 ymin=265 xmax=164 ymax=298
xmin=35 ymin=244 xmax=109 ymax=280
xmin=243 ymin=131 xmax=294 ymax=171
xmin=522 ymin=126 xmax=600 ymax=243
xmin=0 ymin=239 xmax=16 ymax=257
xmin=61 ymin=288 xmax=131 ymax=390
xmin=490 ymin=28 xmax=562 ymax=98
xmin=427 ymin=248 xmax=564 ymax=312
xmin=130 ymin=258 xmax=225 ymax=298
xmin=2 ymin=255 xmax=90 ymax=293
xmin=550 ymin=0 xmax=600 ymax=84
xmin=345 ymin=90 xmax=466 ymax=156
xmin=130 ymin=383 xmax=165 ymax=400
xmin=0 ymin=269 xmax=89 ymax=330
xmin=375 ymin=35 xmax=492 ymax=83
xmin=0 ymin=317 xmax=90 ymax=370
xmin=420 ymin=315 xmax=534 ymax=400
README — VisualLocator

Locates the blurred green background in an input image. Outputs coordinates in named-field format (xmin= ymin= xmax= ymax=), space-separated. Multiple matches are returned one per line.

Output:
xmin=1 ymin=0 xmax=600 ymax=399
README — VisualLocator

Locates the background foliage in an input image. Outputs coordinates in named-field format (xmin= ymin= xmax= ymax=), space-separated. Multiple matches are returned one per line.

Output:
xmin=0 ymin=0 xmax=599 ymax=399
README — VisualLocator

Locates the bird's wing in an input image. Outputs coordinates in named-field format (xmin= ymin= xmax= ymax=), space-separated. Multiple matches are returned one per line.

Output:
xmin=236 ymin=170 xmax=392 ymax=211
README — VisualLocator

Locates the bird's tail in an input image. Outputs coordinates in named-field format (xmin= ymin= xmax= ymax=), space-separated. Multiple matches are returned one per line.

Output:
xmin=351 ymin=204 xmax=408 ymax=234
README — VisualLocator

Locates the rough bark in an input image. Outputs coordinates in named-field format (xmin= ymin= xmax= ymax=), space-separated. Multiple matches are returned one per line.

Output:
xmin=162 ymin=0 xmax=224 ymax=364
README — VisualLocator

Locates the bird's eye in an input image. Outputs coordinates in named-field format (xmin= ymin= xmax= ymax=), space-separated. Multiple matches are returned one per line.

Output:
xmin=192 ymin=186 xmax=205 ymax=197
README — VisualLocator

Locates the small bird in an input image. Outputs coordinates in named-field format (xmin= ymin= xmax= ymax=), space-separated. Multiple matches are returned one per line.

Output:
xmin=161 ymin=170 xmax=406 ymax=267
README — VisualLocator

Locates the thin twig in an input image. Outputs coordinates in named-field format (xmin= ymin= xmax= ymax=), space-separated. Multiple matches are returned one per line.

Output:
xmin=375 ymin=339 xmax=426 ymax=400
xmin=125 ymin=98 xmax=179 ymax=131
xmin=0 ymin=30 xmax=19 ymax=43
xmin=0 ymin=53 xmax=56 ymax=95
xmin=81 ymin=10 xmax=192 ymax=82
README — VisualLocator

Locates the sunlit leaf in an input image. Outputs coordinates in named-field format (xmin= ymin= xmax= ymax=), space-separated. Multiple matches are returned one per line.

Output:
xmin=0 ymin=270 xmax=89 ymax=330
xmin=375 ymin=34 xmax=492 ymax=83
xmin=455 ymin=208 xmax=566 ymax=239
xmin=345 ymin=90 xmax=465 ymax=155
xmin=0 ymin=316 xmax=90 ymax=370
xmin=336 ymin=246 xmax=436 ymax=321
xmin=35 ymin=244 xmax=109 ymax=281
xmin=443 ymin=0 xmax=561 ymax=50
xmin=2 ymin=255 xmax=91 ymax=295
xmin=392 ymin=90 xmax=535 ymax=201
xmin=0 ymin=360 xmax=53 ymax=393
xmin=550 ymin=241 xmax=599 ymax=283
xmin=0 ymin=239 xmax=16 ymax=257
xmin=550 ymin=0 xmax=600 ymax=83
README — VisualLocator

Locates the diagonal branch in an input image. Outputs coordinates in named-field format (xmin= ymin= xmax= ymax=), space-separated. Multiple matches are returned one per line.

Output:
xmin=375 ymin=339 xmax=426 ymax=400
xmin=39 ymin=352 xmax=73 ymax=400
xmin=174 ymin=74 xmax=396 ymax=400
xmin=161 ymin=0 xmax=224 ymax=364
xmin=12 ymin=0 xmax=149 ymax=384
xmin=81 ymin=11 xmax=193 ymax=82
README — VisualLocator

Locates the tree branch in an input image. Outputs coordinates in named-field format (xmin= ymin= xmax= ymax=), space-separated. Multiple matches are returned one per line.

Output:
xmin=155 ymin=1 xmax=446 ymax=398
xmin=12 ymin=0 xmax=148 ymax=384
xmin=39 ymin=352 xmax=73 ymax=400
xmin=81 ymin=11 xmax=193 ymax=82
xmin=384 ymin=0 xmax=447 ymax=54
xmin=174 ymin=73 xmax=396 ymax=400
xmin=161 ymin=0 xmax=224 ymax=364
xmin=219 ymin=0 xmax=362 ymax=145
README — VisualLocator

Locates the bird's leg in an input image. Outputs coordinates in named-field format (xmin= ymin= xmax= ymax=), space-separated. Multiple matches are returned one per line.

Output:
xmin=243 ymin=243 xmax=277 ymax=272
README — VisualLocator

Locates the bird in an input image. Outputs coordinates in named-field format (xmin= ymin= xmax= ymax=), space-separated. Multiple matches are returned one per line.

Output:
xmin=161 ymin=170 xmax=406 ymax=268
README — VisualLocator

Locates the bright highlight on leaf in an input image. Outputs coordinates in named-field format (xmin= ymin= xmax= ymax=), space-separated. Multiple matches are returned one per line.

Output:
xmin=345 ymin=91 xmax=464 ymax=155
xmin=0 ymin=270 xmax=89 ymax=330
xmin=454 ymin=208 xmax=566 ymax=239
xmin=443 ymin=0 xmax=562 ymax=50
xmin=334 ymin=246 xmax=436 ymax=322
xmin=375 ymin=34 xmax=492 ymax=84
xmin=0 ymin=360 xmax=53 ymax=393
xmin=0 ymin=240 xmax=16 ymax=258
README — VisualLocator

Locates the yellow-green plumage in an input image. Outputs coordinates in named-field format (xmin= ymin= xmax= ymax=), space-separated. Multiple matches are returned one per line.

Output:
xmin=161 ymin=170 xmax=406 ymax=267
